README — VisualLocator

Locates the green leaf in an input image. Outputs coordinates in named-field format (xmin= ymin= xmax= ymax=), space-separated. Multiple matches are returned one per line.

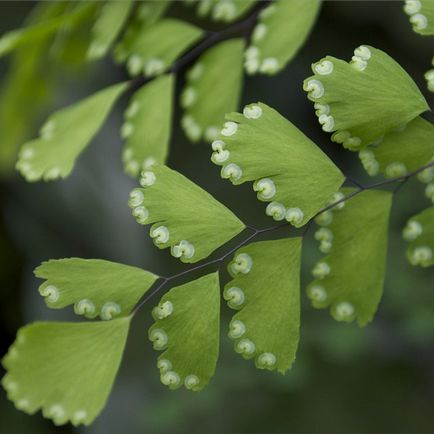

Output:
xmin=87 ymin=0 xmax=134 ymax=60
xmin=210 ymin=102 xmax=345 ymax=227
xmin=304 ymin=45 xmax=429 ymax=150
xmin=114 ymin=0 xmax=169 ymax=63
xmin=224 ymin=238 xmax=301 ymax=374
xmin=126 ymin=19 xmax=203 ymax=77
xmin=358 ymin=117 xmax=434 ymax=179
xmin=128 ymin=164 xmax=246 ymax=263
xmin=404 ymin=0 xmax=434 ymax=35
xmin=403 ymin=206 xmax=434 ymax=267
xmin=0 ymin=2 xmax=94 ymax=59
xmin=35 ymin=258 xmax=157 ymax=319
xmin=245 ymin=0 xmax=321 ymax=75
xmin=181 ymin=38 xmax=244 ymax=143
xmin=194 ymin=0 xmax=256 ymax=23
xmin=426 ymin=56 xmax=434 ymax=92
xmin=122 ymin=74 xmax=174 ymax=177
xmin=15 ymin=82 xmax=127 ymax=182
xmin=307 ymin=189 xmax=393 ymax=326
xmin=0 ymin=2 xmax=94 ymax=177
xmin=149 ymin=273 xmax=220 ymax=391
xmin=2 ymin=318 xmax=130 ymax=426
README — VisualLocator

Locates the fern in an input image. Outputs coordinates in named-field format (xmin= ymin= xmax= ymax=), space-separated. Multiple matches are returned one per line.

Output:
xmin=1 ymin=0 xmax=433 ymax=427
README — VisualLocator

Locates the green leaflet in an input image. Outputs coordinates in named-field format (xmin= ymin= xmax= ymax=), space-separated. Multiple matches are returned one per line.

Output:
xmin=194 ymin=0 xmax=256 ymax=23
xmin=403 ymin=206 xmax=434 ymax=267
xmin=2 ymin=318 xmax=130 ymax=426
xmin=181 ymin=39 xmax=244 ymax=143
xmin=304 ymin=45 xmax=429 ymax=150
xmin=128 ymin=164 xmax=245 ymax=263
xmin=114 ymin=0 xmax=169 ymax=63
xmin=0 ymin=2 xmax=93 ymax=59
xmin=87 ymin=0 xmax=134 ymax=60
xmin=404 ymin=0 xmax=434 ymax=35
xmin=225 ymin=238 xmax=301 ymax=374
xmin=358 ymin=117 xmax=434 ymax=179
xmin=245 ymin=0 xmax=321 ymax=75
xmin=15 ymin=82 xmax=127 ymax=182
xmin=0 ymin=2 xmax=95 ymax=177
xmin=149 ymin=273 xmax=220 ymax=391
xmin=211 ymin=102 xmax=344 ymax=227
xmin=426 ymin=56 xmax=434 ymax=92
xmin=126 ymin=19 xmax=203 ymax=77
xmin=122 ymin=74 xmax=174 ymax=177
xmin=307 ymin=189 xmax=393 ymax=326
xmin=35 ymin=258 xmax=157 ymax=320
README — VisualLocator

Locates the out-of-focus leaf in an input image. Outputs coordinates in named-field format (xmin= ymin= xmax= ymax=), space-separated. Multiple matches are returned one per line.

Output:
xmin=307 ymin=189 xmax=393 ymax=326
xmin=358 ymin=117 xmax=434 ymax=178
xmin=114 ymin=0 xmax=169 ymax=63
xmin=122 ymin=74 xmax=174 ymax=177
xmin=16 ymin=82 xmax=127 ymax=182
xmin=181 ymin=38 xmax=244 ymax=143
xmin=194 ymin=0 xmax=256 ymax=23
xmin=126 ymin=19 xmax=203 ymax=77
xmin=0 ymin=2 xmax=93 ymax=58
xmin=403 ymin=206 xmax=434 ymax=267
xmin=245 ymin=0 xmax=321 ymax=75
xmin=87 ymin=0 xmax=133 ymax=60
xmin=0 ymin=2 xmax=96 ymax=176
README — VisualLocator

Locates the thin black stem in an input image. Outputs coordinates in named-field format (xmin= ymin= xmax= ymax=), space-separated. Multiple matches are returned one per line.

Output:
xmin=129 ymin=1 xmax=268 ymax=91
xmin=345 ymin=175 xmax=365 ymax=189
xmin=131 ymin=159 xmax=434 ymax=314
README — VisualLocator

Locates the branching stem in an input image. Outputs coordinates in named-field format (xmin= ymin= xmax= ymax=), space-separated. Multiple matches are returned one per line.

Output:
xmin=131 ymin=160 xmax=434 ymax=314
xmin=129 ymin=1 xmax=434 ymax=315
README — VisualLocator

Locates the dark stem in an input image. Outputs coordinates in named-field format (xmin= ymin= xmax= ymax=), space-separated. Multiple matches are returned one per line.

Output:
xmin=131 ymin=160 xmax=434 ymax=315
xmin=129 ymin=1 xmax=269 ymax=91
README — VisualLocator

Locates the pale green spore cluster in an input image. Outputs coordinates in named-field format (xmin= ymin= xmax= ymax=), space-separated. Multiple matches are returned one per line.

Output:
xmin=308 ymin=189 xmax=393 ymax=326
xmin=149 ymin=273 xmax=220 ymax=391
xmin=313 ymin=189 xmax=348 ymax=229
xmin=128 ymin=164 xmax=245 ymax=263
xmin=125 ymin=19 xmax=203 ymax=77
xmin=403 ymin=207 xmax=434 ymax=267
xmin=39 ymin=283 xmax=121 ymax=321
xmin=357 ymin=117 xmax=434 ymax=181
xmin=211 ymin=102 xmax=345 ymax=227
xmin=304 ymin=45 xmax=429 ymax=150
xmin=404 ymin=0 xmax=434 ymax=35
xmin=35 ymin=258 xmax=157 ymax=320
xmin=193 ymin=0 xmax=256 ymax=23
xmin=244 ymin=0 xmax=321 ymax=76
xmin=121 ymin=74 xmax=173 ymax=178
xmin=225 ymin=239 xmax=302 ymax=373
xmin=181 ymin=39 xmax=244 ymax=143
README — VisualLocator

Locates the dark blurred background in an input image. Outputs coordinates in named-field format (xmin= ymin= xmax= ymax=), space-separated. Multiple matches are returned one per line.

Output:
xmin=1 ymin=1 xmax=434 ymax=433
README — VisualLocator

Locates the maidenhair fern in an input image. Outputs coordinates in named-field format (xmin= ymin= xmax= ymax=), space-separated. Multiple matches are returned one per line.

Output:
xmin=303 ymin=45 xmax=429 ymax=150
xmin=1 ymin=0 xmax=434 ymax=428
